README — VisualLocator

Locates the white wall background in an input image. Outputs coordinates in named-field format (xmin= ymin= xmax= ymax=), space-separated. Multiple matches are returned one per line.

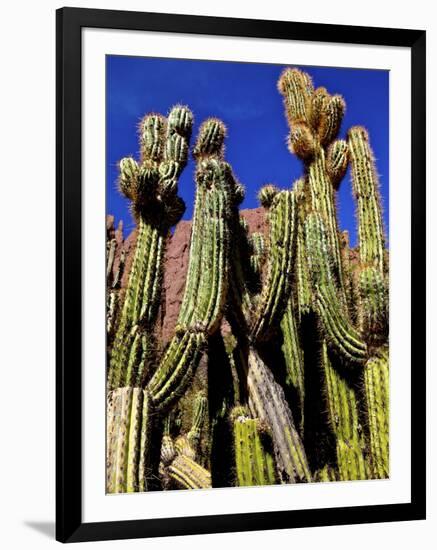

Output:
xmin=0 ymin=1 xmax=434 ymax=548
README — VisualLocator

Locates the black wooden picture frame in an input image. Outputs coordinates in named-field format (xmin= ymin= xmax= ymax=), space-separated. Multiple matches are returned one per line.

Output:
xmin=56 ymin=7 xmax=426 ymax=543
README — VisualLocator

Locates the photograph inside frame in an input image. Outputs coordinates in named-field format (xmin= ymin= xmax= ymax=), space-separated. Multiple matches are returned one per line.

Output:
xmin=105 ymin=55 xmax=389 ymax=494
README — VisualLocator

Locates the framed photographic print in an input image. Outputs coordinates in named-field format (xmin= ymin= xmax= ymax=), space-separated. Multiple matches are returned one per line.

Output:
xmin=56 ymin=7 xmax=426 ymax=543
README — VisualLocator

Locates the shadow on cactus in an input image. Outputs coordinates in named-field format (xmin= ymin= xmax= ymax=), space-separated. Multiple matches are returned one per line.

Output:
xmin=106 ymin=68 xmax=389 ymax=493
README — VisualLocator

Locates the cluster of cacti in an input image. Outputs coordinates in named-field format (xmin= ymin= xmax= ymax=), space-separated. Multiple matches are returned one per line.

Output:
xmin=106 ymin=68 xmax=389 ymax=493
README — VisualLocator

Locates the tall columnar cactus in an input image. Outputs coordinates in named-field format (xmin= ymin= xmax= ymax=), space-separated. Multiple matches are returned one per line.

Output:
xmin=107 ymin=67 xmax=390 ymax=492
xmin=147 ymin=118 xmax=236 ymax=413
xmin=108 ymin=106 xmax=193 ymax=390
xmin=277 ymin=68 xmax=389 ymax=481
xmin=278 ymin=69 xmax=348 ymax=292
xmin=348 ymin=126 xmax=389 ymax=477
xmin=348 ymin=126 xmax=388 ymax=344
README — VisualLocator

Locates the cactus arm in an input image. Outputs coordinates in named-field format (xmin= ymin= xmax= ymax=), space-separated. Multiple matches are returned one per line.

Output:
xmin=138 ymin=390 xmax=152 ymax=492
xmin=176 ymin=183 xmax=207 ymax=327
xmin=147 ymin=119 xmax=235 ymax=414
xmin=278 ymin=69 xmax=348 ymax=300
xmin=357 ymin=266 xmax=388 ymax=343
xmin=148 ymin=332 xmax=205 ymax=409
xmin=109 ymin=218 xmax=152 ymax=388
xmin=249 ymin=232 xmax=265 ymax=281
xmin=250 ymin=189 xmax=297 ymax=341
xmin=126 ymin=388 xmax=145 ymax=492
xmin=227 ymin=216 xmax=257 ymax=332
xmin=348 ymin=126 xmax=388 ymax=345
xmin=108 ymin=106 xmax=193 ymax=391
xmin=348 ymin=126 xmax=386 ymax=273
xmin=167 ymin=455 xmax=212 ymax=489
xmin=106 ymin=389 xmax=122 ymax=493
xmin=307 ymin=151 xmax=345 ymax=289
xmin=106 ymin=387 xmax=134 ymax=493
xmin=305 ymin=212 xmax=367 ymax=363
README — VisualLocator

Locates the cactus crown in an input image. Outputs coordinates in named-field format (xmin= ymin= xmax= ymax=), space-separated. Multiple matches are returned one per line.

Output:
xmin=258 ymin=184 xmax=279 ymax=208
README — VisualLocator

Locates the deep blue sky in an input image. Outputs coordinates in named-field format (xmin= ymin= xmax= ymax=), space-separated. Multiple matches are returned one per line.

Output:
xmin=107 ymin=56 xmax=389 ymax=246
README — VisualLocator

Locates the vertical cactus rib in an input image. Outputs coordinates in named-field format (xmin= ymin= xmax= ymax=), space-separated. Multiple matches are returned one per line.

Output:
xmin=106 ymin=389 xmax=122 ymax=493
xmin=126 ymin=388 xmax=145 ymax=492
xmin=307 ymin=151 xmax=344 ymax=287
xmin=295 ymin=219 xmax=312 ymax=320
xmin=138 ymin=390 xmax=152 ymax=492
xmin=358 ymin=266 xmax=388 ymax=342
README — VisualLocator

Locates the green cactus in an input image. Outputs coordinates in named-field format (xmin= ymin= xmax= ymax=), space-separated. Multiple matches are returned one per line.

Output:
xmin=231 ymin=407 xmax=277 ymax=487
xmin=363 ymin=349 xmax=389 ymax=478
xmin=250 ymin=188 xmax=297 ymax=341
xmin=147 ymin=118 xmax=235 ymax=412
xmin=280 ymin=298 xmax=305 ymax=432
xmin=278 ymin=68 xmax=389 ymax=481
xmin=108 ymin=106 xmax=193 ymax=390
xmin=159 ymin=392 xmax=212 ymax=489
xmin=106 ymin=67 xmax=390 ymax=492
xmin=106 ymin=387 xmax=152 ymax=493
